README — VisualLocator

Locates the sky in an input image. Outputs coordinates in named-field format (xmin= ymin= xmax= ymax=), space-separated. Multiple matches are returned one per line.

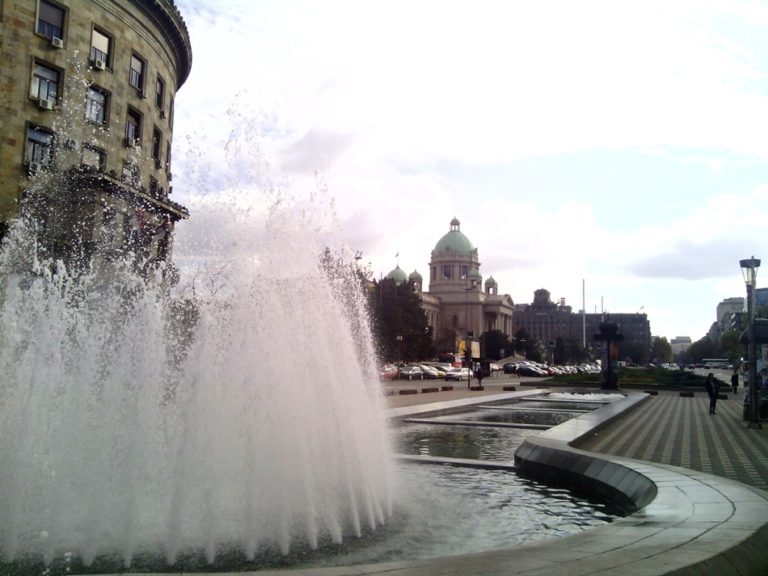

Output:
xmin=170 ymin=0 xmax=768 ymax=342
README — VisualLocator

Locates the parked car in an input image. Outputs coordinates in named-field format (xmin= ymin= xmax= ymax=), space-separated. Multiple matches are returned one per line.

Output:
xmin=398 ymin=365 xmax=424 ymax=380
xmin=432 ymin=364 xmax=451 ymax=377
xmin=379 ymin=363 xmax=398 ymax=380
xmin=444 ymin=367 xmax=471 ymax=381
xmin=419 ymin=365 xmax=441 ymax=379
xmin=503 ymin=362 xmax=521 ymax=374
xmin=516 ymin=365 xmax=548 ymax=377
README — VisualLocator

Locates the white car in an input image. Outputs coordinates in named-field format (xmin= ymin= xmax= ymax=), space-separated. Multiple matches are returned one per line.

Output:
xmin=444 ymin=367 xmax=472 ymax=381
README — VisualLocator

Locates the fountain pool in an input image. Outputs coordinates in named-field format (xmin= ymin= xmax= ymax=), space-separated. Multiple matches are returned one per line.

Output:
xmin=0 ymin=198 xmax=621 ymax=574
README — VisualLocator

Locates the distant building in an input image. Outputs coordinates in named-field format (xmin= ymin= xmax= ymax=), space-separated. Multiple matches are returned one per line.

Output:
xmin=755 ymin=288 xmax=768 ymax=308
xmin=0 ymin=0 xmax=192 ymax=265
xmin=715 ymin=297 xmax=746 ymax=339
xmin=670 ymin=336 xmax=692 ymax=356
xmin=386 ymin=218 xmax=651 ymax=363
xmin=513 ymin=289 xmax=651 ymax=364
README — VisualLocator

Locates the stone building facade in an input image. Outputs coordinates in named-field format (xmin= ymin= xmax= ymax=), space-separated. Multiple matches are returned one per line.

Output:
xmin=385 ymin=218 xmax=653 ymax=363
xmin=386 ymin=218 xmax=516 ymax=355
xmin=513 ymin=288 xmax=652 ymax=364
xmin=514 ymin=288 xmax=651 ymax=363
xmin=0 ymin=0 xmax=191 ymax=263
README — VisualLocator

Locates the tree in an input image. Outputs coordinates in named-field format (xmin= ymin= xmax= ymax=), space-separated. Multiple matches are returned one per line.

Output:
xmin=481 ymin=329 xmax=513 ymax=361
xmin=513 ymin=328 xmax=529 ymax=356
xmin=370 ymin=278 xmax=435 ymax=363
xmin=719 ymin=330 xmax=742 ymax=364
xmin=651 ymin=336 xmax=672 ymax=363
xmin=553 ymin=337 xmax=567 ymax=365
xmin=320 ymin=247 xmax=375 ymax=369
xmin=687 ymin=334 xmax=718 ymax=363
xmin=621 ymin=341 xmax=649 ymax=365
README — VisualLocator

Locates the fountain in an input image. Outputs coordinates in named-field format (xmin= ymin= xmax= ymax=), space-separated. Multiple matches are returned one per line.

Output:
xmin=0 ymin=200 xmax=395 ymax=570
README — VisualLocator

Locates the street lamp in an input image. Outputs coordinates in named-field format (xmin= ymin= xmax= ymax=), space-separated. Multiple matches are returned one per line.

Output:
xmin=465 ymin=278 xmax=479 ymax=389
xmin=740 ymin=256 xmax=761 ymax=429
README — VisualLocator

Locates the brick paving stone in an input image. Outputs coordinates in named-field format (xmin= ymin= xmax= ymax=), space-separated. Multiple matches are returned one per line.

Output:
xmin=575 ymin=390 xmax=768 ymax=489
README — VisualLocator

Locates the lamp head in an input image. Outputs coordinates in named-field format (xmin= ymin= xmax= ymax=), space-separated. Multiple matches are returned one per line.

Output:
xmin=740 ymin=257 xmax=761 ymax=287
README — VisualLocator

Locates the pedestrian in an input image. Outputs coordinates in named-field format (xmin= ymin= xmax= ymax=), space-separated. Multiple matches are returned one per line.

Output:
xmin=704 ymin=372 xmax=720 ymax=415
xmin=731 ymin=368 xmax=739 ymax=395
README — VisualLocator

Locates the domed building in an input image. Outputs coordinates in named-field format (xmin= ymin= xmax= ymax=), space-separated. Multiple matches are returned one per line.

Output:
xmin=385 ymin=265 xmax=408 ymax=286
xmin=407 ymin=218 xmax=515 ymax=355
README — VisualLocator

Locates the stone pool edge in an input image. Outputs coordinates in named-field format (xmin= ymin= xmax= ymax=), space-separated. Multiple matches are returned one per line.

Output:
xmin=511 ymin=391 xmax=768 ymax=575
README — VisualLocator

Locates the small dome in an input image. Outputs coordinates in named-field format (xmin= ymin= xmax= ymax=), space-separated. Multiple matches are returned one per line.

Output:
xmin=386 ymin=265 xmax=408 ymax=285
xmin=409 ymin=269 xmax=423 ymax=280
xmin=433 ymin=218 xmax=475 ymax=257
xmin=485 ymin=276 xmax=498 ymax=287
xmin=468 ymin=267 xmax=482 ymax=279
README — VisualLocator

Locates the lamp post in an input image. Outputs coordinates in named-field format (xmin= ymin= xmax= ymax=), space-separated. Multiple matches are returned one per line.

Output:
xmin=465 ymin=279 xmax=479 ymax=389
xmin=594 ymin=321 xmax=622 ymax=390
xmin=740 ymin=257 xmax=761 ymax=429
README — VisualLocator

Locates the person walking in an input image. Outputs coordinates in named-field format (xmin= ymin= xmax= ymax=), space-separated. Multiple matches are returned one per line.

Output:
xmin=705 ymin=373 xmax=720 ymax=415
xmin=731 ymin=368 xmax=739 ymax=395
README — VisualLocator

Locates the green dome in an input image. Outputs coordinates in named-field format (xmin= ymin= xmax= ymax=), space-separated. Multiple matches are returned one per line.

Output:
xmin=433 ymin=218 xmax=474 ymax=257
xmin=485 ymin=276 xmax=498 ymax=287
xmin=409 ymin=269 xmax=422 ymax=280
xmin=386 ymin=265 xmax=408 ymax=285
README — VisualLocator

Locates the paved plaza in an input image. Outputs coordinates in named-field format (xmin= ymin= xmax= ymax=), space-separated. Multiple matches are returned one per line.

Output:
xmin=576 ymin=389 xmax=768 ymax=491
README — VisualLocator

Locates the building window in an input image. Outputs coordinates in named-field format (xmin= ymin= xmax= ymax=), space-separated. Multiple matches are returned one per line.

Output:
xmin=122 ymin=161 xmax=139 ymax=186
xmin=442 ymin=265 xmax=452 ymax=280
xmin=169 ymin=97 xmax=174 ymax=128
xmin=125 ymin=108 xmax=141 ymax=146
xmin=151 ymin=127 xmax=162 ymax=166
xmin=26 ymin=126 xmax=54 ymax=166
xmin=30 ymin=62 xmax=59 ymax=101
xmin=431 ymin=266 xmax=436 ymax=281
xmin=90 ymin=27 xmax=112 ymax=67
xmin=156 ymin=75 xmax=165 ymax=111
xmin=459 ymin=265 xmax=468 ymax=279
xmin=129 ymin=53 xmax=145 ymax=92
xmin=81 ymin=145 xmax=105 ymax=171
xmin=85 ymin=86 xmax=109 ymax=125
xmin=166 ymin=142 xmax=172 ymax=175
xmin=37 ymin=0 xmax=65 ymax=39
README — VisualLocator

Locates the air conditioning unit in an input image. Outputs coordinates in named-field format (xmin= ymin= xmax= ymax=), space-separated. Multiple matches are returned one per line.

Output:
xmin=140 ymin=89 xmax=148 ymax=99
xmin=28 ymin=162 xmax=42 ymax=175
xmin=38 ymin=98 xmax=54 ymax=110
xmin=93 ymin=59 xmax=106 ymax=71
xmin=155 ymin=158 xmax=164 ymax=169
xmin=51 ymin=37 xmax=64 ymax=49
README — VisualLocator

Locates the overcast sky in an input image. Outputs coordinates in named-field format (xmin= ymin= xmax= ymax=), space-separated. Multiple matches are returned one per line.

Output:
xmin=171 ymin=0 xmax=768 ymax=342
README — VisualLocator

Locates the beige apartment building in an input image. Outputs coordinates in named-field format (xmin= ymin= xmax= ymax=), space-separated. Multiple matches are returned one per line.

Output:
xmin=0 ymin=0 xmax=191 ymax=264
